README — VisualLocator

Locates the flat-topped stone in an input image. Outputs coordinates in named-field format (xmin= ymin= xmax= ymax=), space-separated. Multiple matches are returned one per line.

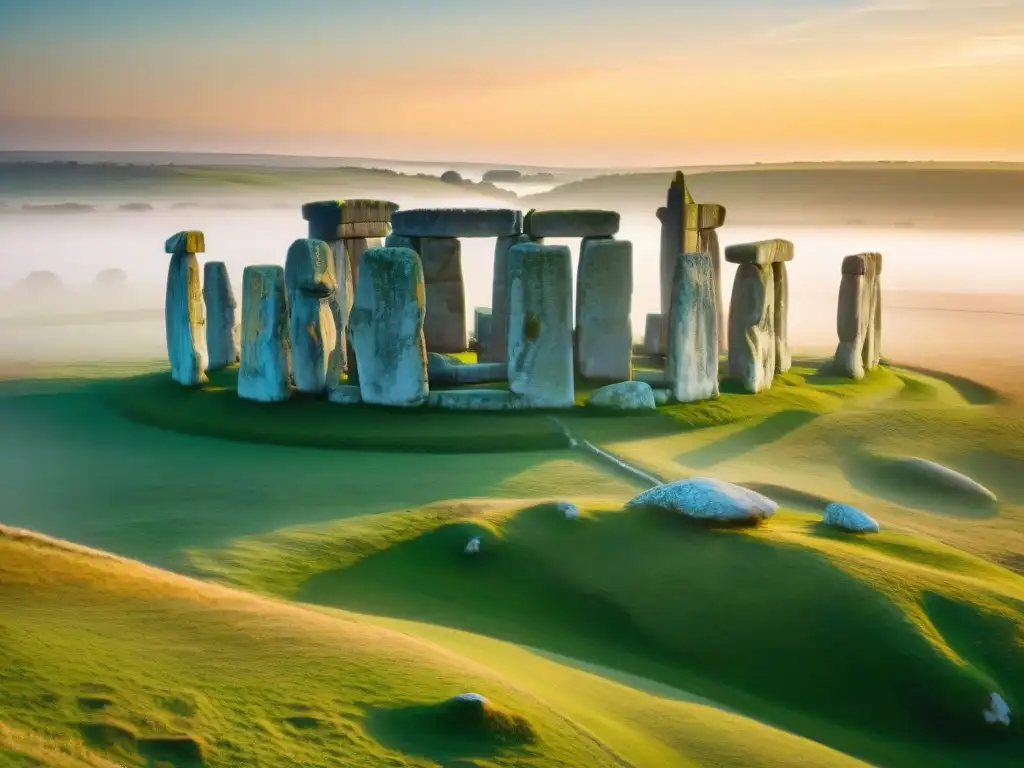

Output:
xmin=391 ymin=208 xmax=523 ymax=238
xmin=203 ymin=261 xmax=239 ymax=372
xmin=238 ymin=265 xmax=291 ymax=402
xmin=842 ymin=252 xmax=883 ymax=276
xmin=164 ymin=230 xmax=205 ymax=255
xmin=523 ymin=209 xmax=620 ymax=238
xmin=725 ymin=239 xmax=795 ymax=266
xmin=302 ymin=199 xmax=398 ymax=240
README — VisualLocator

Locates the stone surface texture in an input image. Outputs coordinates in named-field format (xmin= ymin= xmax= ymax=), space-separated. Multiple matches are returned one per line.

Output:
xmin=834 ymin=252 xmax=883 ymax=379
xmin=301 ymin=199 xmax=398 ymax=241
xmin=523 ymin=208 xmax=620 ymax=238
xmin=484 ymin=233 xmax=533 ymax=363
xmin=506 ymin=243 xmax=574 ymax=408
xmin=626 ymin=477 xmax=778 ymax=524
xmin=419 ymin=236 xmax=467 ymax=353
xmin=285 ymin=238 xmax=341 ymax=393
xmin=326 ymin=384 xmax=363 ymax=405
xmin=164 ymin=233 xmax=207 ymax=386
xmin=724 ymin=239 xmax=795 ymax=266
xmin=474 ymin=308 xmax=493 ymax=358
xmin=822 ymin=503 xmax=879 ymax=533
xmin=202 ymin=261 xmax=239 ymax=372
xmin=667 ymin=252 xmax=719 ymax=403
xmin=773 ymin=261 xmax=791 ymax=373
xmin=575 ymin=237 xmax=633 ymax=381
xmin=427 ymin=389 xmax=535 ymax=410
xmin=348 ymin=247 xmax=429 ymax=407
xmin=586 ymin=381 xmax=656 ymax=410
xmin=237 ymin=265 xmax=292 ymax=402
xmin=391 ymin=208 xmax=522 ymax=238
xmin=728 ymin=263 xmax=776 ymax=393
xmin=643 ymin=313 xmax=664 ymax=356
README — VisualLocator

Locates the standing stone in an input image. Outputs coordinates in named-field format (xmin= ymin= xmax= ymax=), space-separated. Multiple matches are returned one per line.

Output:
xmin=348 ymin=247 xmax=428 ymax=407
xmin=700 ymin=228 xmax=726 ymax=353
xmin=727 ymin=264 xmax=775 ymax=393
xmin=202 ymin=261 xmax=239 ymax=372
xmin=507 ymin=243 xmax=574 ymax=408
xmin=238 ymin=265 xmax=291 ymax=402
xmin=833 ymin=253 xmax=883 ymax=379
xmin=773 ymin=261 xmax=791 ymax=373
xmin=419 ymin=237 xmax=467 ymax=353
xmin=667 ymin=253 xmax=719 ymax=402
xmin=575 ymin=238 xmax=633 ymax=381
xmin=285 ymin=238 xmax=341 ymax=394
xmin=483 ymin=233 xmax=532 ymax=363
xmin=164 ymin=231 xmax=208 ymax=386
xmin=474 ymin=308 xmax=493 ymax=357
xmin=643 ymin=313 xmax=664 ymax=356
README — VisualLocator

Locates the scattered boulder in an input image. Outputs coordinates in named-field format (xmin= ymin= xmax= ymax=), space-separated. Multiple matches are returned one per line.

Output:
xmin=626 ymin=477 xmax=778 ymax=524
xmin=983 ymin=693 xmax=1011 ymax=726
xmin=557 ymin=501 xmax=580 ymax=520
xmin=464 ymin=536 xmax=481 ymax=554
xmin=586 ymin=381 xmax=656 ymax=410
xmin=822 ymin=503 xmax=879 ymax=533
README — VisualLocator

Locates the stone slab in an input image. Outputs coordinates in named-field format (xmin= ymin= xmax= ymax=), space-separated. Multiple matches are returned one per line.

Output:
xmin=643 ymin=313 xmax=664 ymax=357
xmin=238 ymin=265 xmax=291 ymax=402
xmin=575 ymin=237 xmax=633 ymax=381
xmin=727 ymin=263 xmax=775 ymax=393
xmin=773 ymin=261 xmax=791 ymax=374
xmin=419 ymin=237 xmax=467 ymax=353
xmin=523 ymin=209 xmax=620 ymax=238
xmin=725 ymin=239 xmax=795 ymax=266
xmin=203 ymin=261 xmax=239 ymax=372
xmin=327 ymin=384 xmax=362 ymax=405
xmin=667 ymin=252 xmax=719 ymax=402
xmin=164 ymin=230 xmax=205 ymax=255
xmin=166 ymin=251 xmax=207 ymax=385
xmin=482 ymin=234 xmax=533 ymax=363
xmin=427 ymin=389 xmax=534 ymax=411
xmin=391 ymin=208 xmax=523 ymax=238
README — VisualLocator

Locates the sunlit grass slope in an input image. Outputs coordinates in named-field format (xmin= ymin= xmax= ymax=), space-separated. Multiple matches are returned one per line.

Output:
xmin=192 ymin=500 xmax=1024 ymax=768
xmin=0 ymin=526 xmax=873 ymax=768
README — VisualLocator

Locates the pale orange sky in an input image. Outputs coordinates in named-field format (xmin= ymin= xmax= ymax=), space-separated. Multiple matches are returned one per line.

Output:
xmin=1 ymin=0 xmax=1022 ymax=165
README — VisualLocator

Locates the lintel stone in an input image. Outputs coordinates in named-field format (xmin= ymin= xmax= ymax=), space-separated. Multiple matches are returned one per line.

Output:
xmin=523 ymin=209 xmax=620 ymax=238
xmin=165 ymin=230 xmax=205 ymax=255
xmin=301 ymin=199 xmax=398 ymax=241
xmin=842 ymin=252 xmax=882 ymax=276
xmin=391 ymin=208 xmax=523 ymax=238
xmin=725 ymin=239 xmax=795 ymax=266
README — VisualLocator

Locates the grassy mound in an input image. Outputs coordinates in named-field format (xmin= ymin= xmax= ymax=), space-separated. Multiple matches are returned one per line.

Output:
xmin=0 ymin=526 xmax=877 ymax=767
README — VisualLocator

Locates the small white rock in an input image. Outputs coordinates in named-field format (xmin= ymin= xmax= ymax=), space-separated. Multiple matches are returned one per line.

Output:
xmin=451 ymin=692 xmax=488 ymax=704
xmin=556 ymin=501 xmax=580 ymax=519
xmin=626 ymin=477 xmax=777 ymax=524
xmin=983 ymin=692 xmax=1011 ymax=726
xmin=464 ymin=536 xmax=481 ymax=554
xmin=586 ymin=381 xmax=656 ymax=410
xmin=822 ymin=503 xmax=879 ymax=533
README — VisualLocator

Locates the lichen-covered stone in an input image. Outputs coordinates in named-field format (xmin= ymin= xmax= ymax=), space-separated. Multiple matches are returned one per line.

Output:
xmin=728 ymin=263 xmax=775 ymax=393
xmin=724 ymin=239 xmax=794 ymax=266
xmin=506 ymin=243 xmax=574 ymax=408
xmin=834 ymin=252 xmax=883 ymax=379
xmin=575 ymin=238 xmax=633 ymax=381
xmin=773 ymin=261 xmax=791 ymax=373
xmin=701 ymin=228 xmax=726 ymax=353
xmin=524 ymin=209 xmax=620 ymax=238
xmin=165 ymin=250 xmax=207 ymax=386
xmin=419 ymin=237 xmax=467 ymax=353
xmin=643 ymin=313 xmax=664 ymax=356
xmin=586 ymin=381 xmax=655 ymax=410
xmin=348 ymin=247 xmax=428 ymax=407
xmin=285 ymin=238 xmax=341 ymax=393
xmin=822 ymin=503 xmax=879 ymax=533
xmin=483 ymin=234 xmax=532 ymax=363
xmin=202 ymin=261 xmax=239 ymax=372
xmin=326 ymin=384 xmax=362 ymax=405
xmin=164 ymin=230 xmax=205 ymax=256
xmin=301 ymin=199 xmax=398 ymax=241
xmin=391 ymin=208 xmax=523 ymax=238
xmin=238 ymin=265 xmax=291 ymax=402
xmin=667 ymin=253 xmax=719 ymax=403
xmin=626 ymin=477 xmax=777 ymax=524
xmin=427 ymin=389 xmax=533 ymax=410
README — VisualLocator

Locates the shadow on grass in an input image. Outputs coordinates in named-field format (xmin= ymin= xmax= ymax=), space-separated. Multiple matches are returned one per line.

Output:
xmin=888 ymin=363 xmax=1003 ymax=406
xmin=676 ymin=409 xmax=821 ymax=469
xmin=744 ymin=483 xmax=833 ymax=512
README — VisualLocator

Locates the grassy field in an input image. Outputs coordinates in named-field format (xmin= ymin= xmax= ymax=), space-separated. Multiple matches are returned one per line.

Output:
xmin=1 ymin=359 xmax=1022 ymax=766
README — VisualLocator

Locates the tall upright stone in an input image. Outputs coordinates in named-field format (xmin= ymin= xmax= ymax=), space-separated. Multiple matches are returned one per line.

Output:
xmin=700 ymin=228 xmax=726 ymax=353
xmin=484 ymin=233 xmax=532 ymax=363
xmin=348 ymin=247 xmax=429 ymax=407
xmin=164 ymin=230 xmax=208 ymax=386
xmin=285 ymin=238 xmax=341 ymax=394
xmin=202 ymin=261 xmax=239 ymax=372
xmin=419 ymin=237 xmax=467 ymax=353
xmin=575 ymin=237 xmax=633 ymax=381
xmin=773 ymin=262 xmax=791 ymax=373
xmin=833 ymin=253 xmax=883 ymax=379
xmin=238 ymin=265 xmax=291 ymax=403
xmin=725 ymin=240 xmax=793 ymax=394
xmin=667 ymin=253 xmax=719 ymax=402
xmin=301 ymin=200 xmax=398 ymax=370
xmin=643 ymin=313 xmax=664 ymax=356
xmin=507 ymin=243 xmax=574 ymax=408
xmin=473 ymin=308 xmax=493 ymax=357
xmin=657 ymin=172 xmax=726 ymax=353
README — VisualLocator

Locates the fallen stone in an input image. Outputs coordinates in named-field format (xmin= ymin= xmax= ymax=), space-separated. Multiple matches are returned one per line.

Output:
xmin=983 ymin=693 xmax=1011 ymax=726
xmin=464 ymin=536 xmax=481 ymax=554
xmin=484 ymin=234 xmax=533 ymax=363
xmin=474 ymin=307 xmax=493 ymax=358
xmin=557 ymin=501 xmax=581 ymax=519
xmin=427 ymin=389 xmax=533 ymax=410
xmin=285 ymin=238 xmax=341 ymax=393
xmin=773 ymin=261 xmax=791 ymax=374
xmin=348 ymin=247 xmax=429 ymax=407
xmin=626 ymin=477 xmax=778 ymax=524
xmin=164 ymin=231 xmax=207 ymax=386
xmin=523 ymin=209 xmax=620 ymax=238
xmin=586 ymin=381 xmax=656 ymax=410
xmin=724 ymin=239 xmax=795 ymax=266
xmin=643 ymin=313 xmax=664 ymax=356
xmin=727 ymin=263 xmax=776 ymax=393
xmin=419 ymin=237 xmax=467 ymax=353
xmin=507 ymin=243 xmax=574 ymax=408
xmin=575 ymin=238 xmax=633 ymax=381
xmin=391 ymin=208 xmax=523 ymax=238
xmin=822 ymin=503 xmax=879 ymax=533
xmin=667 ymin=252 xmax=719 ymax=403
xmin=834 ymin=253 xmax=883 ymax=379
xmin=901 ymin=457 xmax=997 ymax=502
xmin=301 ymin=199 xmax=398 ymax=241
xmin=202 ymin=261 xmax=239 ymax=372
xmin=326 ymin=384 xmax=362 ymax=405
xmin=237 ymin=265 xmax=292 ymax=402
xmin=427 ymin=353 xmax=507 ymax=385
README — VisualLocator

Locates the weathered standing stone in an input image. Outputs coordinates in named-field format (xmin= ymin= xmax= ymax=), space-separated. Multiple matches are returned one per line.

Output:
xmin=348 ymin=247 xmax=428 ymax=407
xmin=473 ymin=308 xmax=493 ymax=357
xmin=727 ymin=263 xmax=775 ymax=393
xmin=483 ymin=233 xmax=533 ymax=363
xmin=164 ymin=231 xmax=208 ymax=386
xmin=506 ymin=243 xmax=574 ymax=408
xmin=643 ymin=313 xmax=664 ymax=356
xmin=575 ymin=238 xmax=633 ymax=381
xmin=202 ymin=261 xmax=239 ymax=372
xmin=833 ymin=253 xmax=883 ymax=379
xmin=700 ymin=228 xmax=726 ymax=352
xmin=285 ymin=238 xmax=341 ymax=394
xmin=419 ymin=237 xmax=467 ymax=353
xmin=667 ymin=253 xmax=719 ymax=402
xmin=237 ymin=265 xmax=291 ymax=402
xmin=524 ymin=209 xmax=620 ymax=238
xmin=773 ymin=261 xmax=791 ymax=373
xmin=391 ymin=208 xmax=522 ymax=238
